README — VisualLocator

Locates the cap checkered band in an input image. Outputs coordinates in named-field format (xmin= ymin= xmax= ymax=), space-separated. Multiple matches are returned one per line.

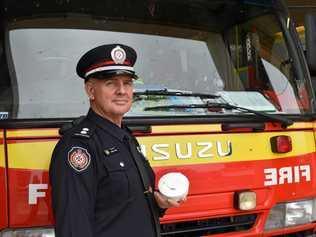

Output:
xmin=85 ymin=65 xmax=135 ymax=77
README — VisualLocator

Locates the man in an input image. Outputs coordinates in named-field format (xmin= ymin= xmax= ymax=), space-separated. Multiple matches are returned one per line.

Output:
xmin=49 ymin=44 xmax=181 ymax=237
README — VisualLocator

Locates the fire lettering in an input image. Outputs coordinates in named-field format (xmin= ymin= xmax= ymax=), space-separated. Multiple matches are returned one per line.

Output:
xmin=28 ymin=183 xmax=48 ymax=205
xmin=264 ymin=165 xmax=311 ymax=186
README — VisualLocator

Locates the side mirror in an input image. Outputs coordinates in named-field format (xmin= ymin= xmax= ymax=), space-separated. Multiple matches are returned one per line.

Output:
xmin=305 ymin=13 xmax=316 ymax=74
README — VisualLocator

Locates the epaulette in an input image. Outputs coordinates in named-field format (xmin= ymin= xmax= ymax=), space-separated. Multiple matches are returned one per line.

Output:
xmin=59 ymin=116 xmax=86 ymax=136
xmin=72 ymin=124 xmax=96 ymax=139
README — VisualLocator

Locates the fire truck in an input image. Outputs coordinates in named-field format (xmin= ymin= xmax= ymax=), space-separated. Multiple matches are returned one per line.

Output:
xmin=1 ymin=0 xmax=316 ymax=236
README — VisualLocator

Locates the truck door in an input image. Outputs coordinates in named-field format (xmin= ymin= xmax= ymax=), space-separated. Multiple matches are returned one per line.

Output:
xmin=5 ymin=129 xmax=56 ymax=228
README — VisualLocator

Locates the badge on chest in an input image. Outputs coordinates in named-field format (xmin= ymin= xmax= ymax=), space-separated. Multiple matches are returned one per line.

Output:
xmin=104 ymin=147 xmax=119 ymax=156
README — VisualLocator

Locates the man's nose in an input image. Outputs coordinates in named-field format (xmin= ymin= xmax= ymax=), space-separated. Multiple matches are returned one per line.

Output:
xmin=116 ymin=81 xmax=127 ymax=94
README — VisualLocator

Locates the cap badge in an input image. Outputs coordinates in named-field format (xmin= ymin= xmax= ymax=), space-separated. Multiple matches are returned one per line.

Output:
xmin=111 ymin=46 xmax=126 ymax=64
xmin=68 ymin=147 xmax=91 ymax=172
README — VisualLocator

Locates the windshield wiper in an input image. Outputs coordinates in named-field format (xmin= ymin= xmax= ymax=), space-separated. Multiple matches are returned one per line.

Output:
xmin=134 ymin=89 xmax=220 ymax=99
xmin=144 ymin=102 xmax=293 ymax=128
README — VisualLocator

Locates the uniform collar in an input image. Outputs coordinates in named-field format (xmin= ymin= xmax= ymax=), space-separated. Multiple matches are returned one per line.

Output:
xmin=87 ymin=109 xmax=131 ymax=141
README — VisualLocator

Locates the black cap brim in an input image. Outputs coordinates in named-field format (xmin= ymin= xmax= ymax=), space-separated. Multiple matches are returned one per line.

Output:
xmin=87 ymin=69 xmax=138 ymax=80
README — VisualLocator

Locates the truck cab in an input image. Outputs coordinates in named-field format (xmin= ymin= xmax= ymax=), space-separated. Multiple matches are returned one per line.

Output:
xmin=1 ymin=0 xmax=316 ymax=236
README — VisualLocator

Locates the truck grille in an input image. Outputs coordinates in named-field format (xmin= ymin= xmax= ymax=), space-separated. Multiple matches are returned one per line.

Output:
xmin=161 ymin=214 xmax=257 ymax=236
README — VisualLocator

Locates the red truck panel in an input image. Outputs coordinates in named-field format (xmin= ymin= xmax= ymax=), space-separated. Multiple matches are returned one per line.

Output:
xmin=0 ymin=130 xmax=8 ymax=230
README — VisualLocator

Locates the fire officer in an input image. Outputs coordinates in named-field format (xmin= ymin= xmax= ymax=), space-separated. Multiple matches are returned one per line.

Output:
xmin=49 ymin=44 xmax=182 ymax=237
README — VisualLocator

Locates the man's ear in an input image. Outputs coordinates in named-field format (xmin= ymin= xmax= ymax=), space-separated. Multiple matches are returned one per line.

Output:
xmin=85 ymin=80 xmax=95 ymax=100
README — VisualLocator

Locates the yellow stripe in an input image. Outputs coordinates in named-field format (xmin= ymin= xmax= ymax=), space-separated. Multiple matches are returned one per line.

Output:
xmin=8 ymin=140 xmax=57 ymax=170
xmin=138 ymin=130 xmax=315 ymax=167
xmin=7 ymin=130 xmax=315 ymax=170
xmin=289 ymin=122 xmax=313 ymax=129
xmin=7 ymin=129 xmax=59 ymax=138
xmin=5 ymin=122 xmax=313 ymax=139
xmin=0 ymin=145 xmax=4 ymax=168
xmin=151 ymin=124 xmax=222 ymax=133
xmin=151 ymin=122 xmax=313 ymax=134
xmin=313 ymin=122 xmax=316 ymax=143
xmin=0 ymin=131 xmax=4 ymax=168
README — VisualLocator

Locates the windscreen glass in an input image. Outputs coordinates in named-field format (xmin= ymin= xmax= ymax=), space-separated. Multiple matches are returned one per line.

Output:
xmin=2 ymin=0 xmax=312 ymax=119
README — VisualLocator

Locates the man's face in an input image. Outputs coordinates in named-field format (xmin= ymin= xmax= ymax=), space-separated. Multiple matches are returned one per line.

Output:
xmin=85 ymin=75 xmax=134 ymax=123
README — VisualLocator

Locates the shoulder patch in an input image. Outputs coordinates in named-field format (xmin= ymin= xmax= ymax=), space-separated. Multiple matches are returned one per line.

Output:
xmin=67 ymin=147 xmax=91 ymax=172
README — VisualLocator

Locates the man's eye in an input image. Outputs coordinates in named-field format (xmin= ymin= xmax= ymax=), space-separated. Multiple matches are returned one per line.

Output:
xmin=124 ymin=80 xmax=133 ymax=85
xmin=105 ymin=81 xmax=114 ymax=85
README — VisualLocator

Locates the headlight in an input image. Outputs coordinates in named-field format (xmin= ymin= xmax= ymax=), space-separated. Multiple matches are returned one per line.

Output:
xmin=235 ymin=191 xmax=257 ymax=211
xmin=265 ymin=199 xmax=316 ymax=230
xmin=0 ymin=228 xmax=54 ymax=237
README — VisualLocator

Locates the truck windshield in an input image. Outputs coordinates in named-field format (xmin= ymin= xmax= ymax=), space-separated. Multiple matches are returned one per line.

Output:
xmin=2 ymin=0 xmax=312 ymax=119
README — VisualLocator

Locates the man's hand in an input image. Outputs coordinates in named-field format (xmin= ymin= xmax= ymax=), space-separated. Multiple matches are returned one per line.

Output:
xmin=154 ymin=191 xmax=186 ymax=209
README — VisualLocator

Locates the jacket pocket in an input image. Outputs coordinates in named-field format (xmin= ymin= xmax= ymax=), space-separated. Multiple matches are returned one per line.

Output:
xmin=102 ymin=157 xmax=132 ymax=204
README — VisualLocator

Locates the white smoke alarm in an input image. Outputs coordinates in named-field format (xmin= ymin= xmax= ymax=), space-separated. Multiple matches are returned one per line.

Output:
xmin=158 ymin=172 xmax=189 ymax=201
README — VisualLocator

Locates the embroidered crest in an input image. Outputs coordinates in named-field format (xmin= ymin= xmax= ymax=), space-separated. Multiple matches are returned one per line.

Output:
xmin=68 ymin=147 xmax=91 ymax=172
xmin=111 ymin=46 xmax=126 ymax=64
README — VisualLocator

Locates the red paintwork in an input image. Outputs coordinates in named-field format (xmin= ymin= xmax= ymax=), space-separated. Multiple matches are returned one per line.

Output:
xmin=8 ymin=169 xmax=54 ymax=227
xmin=6 ymin=152 xmax=316 ymax=232
xmin=0 ymin=130 xmax=8 ymax=231
xmin=156 ymin=152 xmax=316 ymax=204
xmin=203 ymin=222 xmax=316 ymax=237
xmin=0 ymin=167 xmax=8 ymax=230
xmin=3 ymin=125 xmax=316 ymax=235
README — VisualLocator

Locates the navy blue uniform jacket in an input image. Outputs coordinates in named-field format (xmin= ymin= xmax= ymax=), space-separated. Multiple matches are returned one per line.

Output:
xmin=49 ymin=109 xmax=160 ymax=237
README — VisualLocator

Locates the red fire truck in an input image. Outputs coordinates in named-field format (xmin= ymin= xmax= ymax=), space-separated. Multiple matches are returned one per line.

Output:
xmin=1 ymin=0 xmax=316 ymax=236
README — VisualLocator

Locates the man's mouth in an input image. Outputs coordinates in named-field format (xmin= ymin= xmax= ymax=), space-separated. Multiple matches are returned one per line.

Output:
xmin=113 ymin=99 xmax=129 ymax=104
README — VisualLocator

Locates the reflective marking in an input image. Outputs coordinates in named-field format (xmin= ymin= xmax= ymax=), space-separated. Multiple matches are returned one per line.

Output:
xmin=264 ymin=165 xmax=311 ymax=186
xmin=8 ymin=140 xmax=56 ymax=170
xmin=6 ymin=131 xmax=316 ymax=169
xmin=151 ymin=124 xmax=221 ymax=133
xmin=7 ymin=128 xmax=59 ymax=138
xmin=28 ymin=184 xmax=48 ymax=205
xmin=137 ymin=131 xmax=315 ymax=167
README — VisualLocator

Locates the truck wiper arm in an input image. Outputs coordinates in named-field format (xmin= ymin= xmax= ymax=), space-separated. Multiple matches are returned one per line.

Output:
xmin=134 ymin=89 xmax=220 ymax=99
xmin=144 ymin=102 xmax=293 ymax=128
